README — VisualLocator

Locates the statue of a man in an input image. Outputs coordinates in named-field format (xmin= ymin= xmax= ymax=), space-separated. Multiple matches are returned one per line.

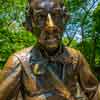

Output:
xmin=0 ymin=0 xmax=100 ymax=100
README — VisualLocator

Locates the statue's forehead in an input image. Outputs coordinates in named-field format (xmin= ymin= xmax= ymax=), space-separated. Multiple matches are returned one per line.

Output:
xmin=39 ymin=0 xmax=55 ymax=10
xmin=30 ymin=0 xmax=60 ymax=11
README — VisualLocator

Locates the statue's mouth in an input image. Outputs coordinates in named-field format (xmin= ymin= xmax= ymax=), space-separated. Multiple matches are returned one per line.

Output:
xmin=47 ymin=38 xmax=57 ymax=44
xmin=45 ymin=38 xmax=59 ymax=48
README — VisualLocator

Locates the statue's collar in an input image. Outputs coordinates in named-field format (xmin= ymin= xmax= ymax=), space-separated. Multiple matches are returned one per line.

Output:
xmin=30 ymin=44 xmax=65 ymax=64
xmin=36 ymin=43 xmax=64 ymax=59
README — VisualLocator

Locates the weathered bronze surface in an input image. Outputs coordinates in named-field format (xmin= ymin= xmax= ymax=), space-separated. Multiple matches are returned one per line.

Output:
xmin=0 ymin=0 xmax=100 ymax=100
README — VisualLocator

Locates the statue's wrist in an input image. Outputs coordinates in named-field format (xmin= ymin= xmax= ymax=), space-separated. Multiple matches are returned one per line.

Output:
xmin=68 ymin=95 xmax=76 ymax=100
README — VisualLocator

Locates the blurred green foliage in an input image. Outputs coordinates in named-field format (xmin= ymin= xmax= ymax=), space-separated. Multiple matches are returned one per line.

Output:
xmin=93 ymin=3 xmax=100 ymax=33
xmin=0 ymin=0 xmax=36 ymax=68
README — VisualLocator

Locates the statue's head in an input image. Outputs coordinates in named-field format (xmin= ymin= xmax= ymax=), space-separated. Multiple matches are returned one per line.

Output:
xmin=25 ymin=0 xmax=69 ymax=53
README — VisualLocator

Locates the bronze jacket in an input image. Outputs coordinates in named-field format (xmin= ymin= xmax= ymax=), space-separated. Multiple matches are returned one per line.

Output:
xmin=0 ymin=46 xmax=100 ymax=100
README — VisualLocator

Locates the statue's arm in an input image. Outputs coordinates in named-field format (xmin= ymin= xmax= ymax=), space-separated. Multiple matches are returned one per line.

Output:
xmin=78 ymin=51 xmax=100 ymax=100
xmin=0 ymin=54 xmax=22 ymax=100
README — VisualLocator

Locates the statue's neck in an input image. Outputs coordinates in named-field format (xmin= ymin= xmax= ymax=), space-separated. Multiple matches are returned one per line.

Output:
xmin=44 ymin=47 xmax=59 ymax=56
xmin=35 ymin=43 xmax=63 ymax=57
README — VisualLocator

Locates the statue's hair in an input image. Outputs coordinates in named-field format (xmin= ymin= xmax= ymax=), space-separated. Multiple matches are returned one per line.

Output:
xmin=28 ymin=0 xmax=64 ymax=4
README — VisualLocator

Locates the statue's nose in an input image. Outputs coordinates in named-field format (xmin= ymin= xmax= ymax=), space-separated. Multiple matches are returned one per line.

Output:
xmin=45 ymin=13 xmax=58 ymax=33
xmin=46 ymin=13 xmax=55 ymax=28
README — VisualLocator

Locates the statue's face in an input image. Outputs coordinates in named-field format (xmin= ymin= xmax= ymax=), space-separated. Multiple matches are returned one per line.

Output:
xmin=30 ymin=0 xmax=68 ymax=49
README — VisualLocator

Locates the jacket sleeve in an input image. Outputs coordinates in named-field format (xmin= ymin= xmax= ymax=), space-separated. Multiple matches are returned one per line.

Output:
xmin=0 ymin=54 xmax=22 ymax=100
xmin=78 ymin=51 xmax=100 ymax=100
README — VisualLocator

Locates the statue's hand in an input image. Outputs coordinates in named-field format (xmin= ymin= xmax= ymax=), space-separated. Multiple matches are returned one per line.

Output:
xmin=62 ymin=94 xmax=76 ymax=100
xmin=68 ymin=96 xmax=77 ymax=100
xmin=54 ymin=88 xmax=77 ymax=100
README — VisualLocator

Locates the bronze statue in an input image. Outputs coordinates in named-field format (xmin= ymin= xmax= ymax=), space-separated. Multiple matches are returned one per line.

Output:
xmin=0 ymin=0 xmax=100 ymax=100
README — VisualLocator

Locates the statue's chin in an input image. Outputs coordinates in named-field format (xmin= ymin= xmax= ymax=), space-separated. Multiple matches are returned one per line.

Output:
xmin=44 ymin=44 xmax=59 ymax=55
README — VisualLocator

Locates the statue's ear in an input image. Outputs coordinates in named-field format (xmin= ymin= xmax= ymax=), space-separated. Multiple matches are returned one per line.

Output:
xmin=23 ymin=15 xmax=33 ymax=32
xmin=28 ymin=0 xmax=34 ymax=4
xmin=28 ymin=0 xmax=32 ymax=3
xmin=28 ymin=0 xmax=39 ymax=9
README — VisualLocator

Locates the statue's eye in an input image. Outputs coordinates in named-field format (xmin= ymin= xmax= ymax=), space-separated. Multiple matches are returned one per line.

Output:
xmin=36 ymin=14 xmax=46 ymax=24
xmin=33 ymin=11 xmax=46 ymax=26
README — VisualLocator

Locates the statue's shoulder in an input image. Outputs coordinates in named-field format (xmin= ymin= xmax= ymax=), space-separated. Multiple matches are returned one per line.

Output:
xmin=63 ymin=46 xmax=80 ymax=66
xmin=64 ymin=46 xmax=80 ymax=57
xmin=14 ymin=46 xmax=33 ymax=57
xmin=13 ymin=46 xmax=33 ymax=62
xmin=4 ymin=46 xmax=33 ymax=69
